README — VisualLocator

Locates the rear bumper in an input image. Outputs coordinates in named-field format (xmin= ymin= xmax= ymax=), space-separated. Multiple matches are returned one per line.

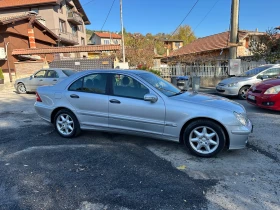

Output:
xmin=34 ymin=102 xmax=53 ymax=123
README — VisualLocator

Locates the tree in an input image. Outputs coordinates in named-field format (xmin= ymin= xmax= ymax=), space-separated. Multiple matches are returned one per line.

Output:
xmin=249 ymin=28 xmax=280 ymax=63
xmin=171 ymin=25 xmax=196 ymax=45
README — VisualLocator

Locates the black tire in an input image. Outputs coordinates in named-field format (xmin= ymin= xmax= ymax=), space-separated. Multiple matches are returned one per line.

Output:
xmin=238 ymin=86 xmax=250 ymax=100
xmin=54 ymin=109 xmax=81 ymax=138
xmin=17 ymin=83 xmax=26 ymax=94
xmin=183 ymin=120 xmax=226 ymax=158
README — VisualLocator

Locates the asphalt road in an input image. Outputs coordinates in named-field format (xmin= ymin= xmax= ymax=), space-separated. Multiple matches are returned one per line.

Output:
xmin=0 ymin=89 xmax=279 ymax=210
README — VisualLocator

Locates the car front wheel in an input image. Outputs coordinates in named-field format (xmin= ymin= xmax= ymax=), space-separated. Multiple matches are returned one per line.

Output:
xmin=17 ymin=83 xmax=26 ymax=94
xmin=54 ymin=109 xmax=80 ymax=138
xmin=238 ymin=86 xmax=250 ymax=100
xmin=183 ymin=120 xmax=226 ymax=157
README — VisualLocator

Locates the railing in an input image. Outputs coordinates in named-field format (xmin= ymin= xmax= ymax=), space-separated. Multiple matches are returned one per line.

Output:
xmin=67 ymin=12 xmax=83 ymax=25
xmin=50 ymin=29 xmax=79 ymax=44
xmin=157 ymin=65 xmax=229 ymax=79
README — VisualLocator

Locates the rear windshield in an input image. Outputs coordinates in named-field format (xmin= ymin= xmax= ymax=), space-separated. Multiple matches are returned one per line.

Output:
xmin=62 ymin=70 xmax=77 ymax=76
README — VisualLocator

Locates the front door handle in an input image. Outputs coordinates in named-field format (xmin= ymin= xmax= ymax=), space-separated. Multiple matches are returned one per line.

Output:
xmin=39 ymin=79 xmax=43 ymax=81
xmin=53 ymin=79 xmax=57 ymax=82
xmin=70 ymin=94 xmax=79 ymax=98
xmin=109 ymin=99 xmax=121 ymax=104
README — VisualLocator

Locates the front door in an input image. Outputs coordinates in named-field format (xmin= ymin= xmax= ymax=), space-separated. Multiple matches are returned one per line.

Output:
xmin=28 ymin=70 xmax=48 ymax=91
xmin=108 ymin=73 xmax=165 ymax=135
xmin=65 ymin=73 xmax=109 ymax=129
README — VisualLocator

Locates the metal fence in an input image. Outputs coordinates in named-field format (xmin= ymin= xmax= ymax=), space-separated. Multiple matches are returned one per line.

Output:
xmin=157 ymin=61 xmax=267 ymax=79
xmin=157 ymin=65 xmax=229 ymax=79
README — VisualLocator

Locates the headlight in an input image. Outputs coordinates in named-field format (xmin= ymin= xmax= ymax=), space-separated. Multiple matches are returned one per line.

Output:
xmin=228 ymin=82 xmax=238 ymax=87
xmin=234 ymin=112 xmax=247 ymax=126
xmin=264 ymin=85 xmax=280 ymax=94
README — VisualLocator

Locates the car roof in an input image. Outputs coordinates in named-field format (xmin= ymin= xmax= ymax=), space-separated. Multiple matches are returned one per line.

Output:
xmin=73 ymin=69 xmax=151 ymax=75
xmin=41 ymin=68 xmax=76 ymax=71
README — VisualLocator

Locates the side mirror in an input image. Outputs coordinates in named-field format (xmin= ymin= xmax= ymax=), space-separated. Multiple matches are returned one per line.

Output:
xmin=30 ymin=75 xmax=33 ymax=79
xmin=144 ymin=93 xmax=158 ymax=103
xmin=261 ymin=75 xmax=269 ymax=80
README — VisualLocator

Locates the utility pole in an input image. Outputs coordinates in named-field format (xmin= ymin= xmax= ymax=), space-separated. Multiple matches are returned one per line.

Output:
xmin=229 ymin=0 xmax=239 ymax=59
xmin=120 ymin=0 xmax=125 ymax=63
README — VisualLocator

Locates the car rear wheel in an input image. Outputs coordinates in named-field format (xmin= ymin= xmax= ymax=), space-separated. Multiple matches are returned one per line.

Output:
xmin=54 ymin=109 xmax=80 ymax=138
xmin=183 ymin=120 xmax=225 ymax=157
xmin=238 ymin=86 xmax=250 ymax=100
xmin=17 ymin=83 xmax=26 ymax=94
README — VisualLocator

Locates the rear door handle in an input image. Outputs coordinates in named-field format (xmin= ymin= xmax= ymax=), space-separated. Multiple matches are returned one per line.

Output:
xmin=109 ymin=99 xmax=121 ymax=104
xmin=53 ymin=79 xmax=57 ymax=82
xmin=70 ymin=94 xmax=79 ymax=98
xmin=39 ymin=79 xmax=43 ymax=81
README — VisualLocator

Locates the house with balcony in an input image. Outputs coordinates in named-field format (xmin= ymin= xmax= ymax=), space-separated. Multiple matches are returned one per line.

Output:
xmin=88 ymin=32 xmax=122 ymax=58
xmin=0 ymin=0 xmax=90 ymax=58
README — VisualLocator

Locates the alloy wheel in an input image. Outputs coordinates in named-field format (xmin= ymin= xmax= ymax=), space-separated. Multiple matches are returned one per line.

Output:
xmin=189 ymin=126 xmax=219 ymax=155
xmin=56 ymin=113 xmax=74 ymax=135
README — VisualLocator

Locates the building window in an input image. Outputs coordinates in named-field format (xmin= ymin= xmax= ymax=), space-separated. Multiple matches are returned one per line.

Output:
xmin=78 ymin=25 xmax=84 ymax=33
xmin=30 ymin=7 xmax=39 ymax=14
xmin=81 ymin=37 xmax=85 ymax=46
xmin=114 ymin=40 xmax=118 ymax=44
xmin=104 ymin=39 xmax=110 ymax=45
xmin=70 ymin=23 xmax=78 ymax=36
xmin=59 ymin=19 xmax=66 ymax=33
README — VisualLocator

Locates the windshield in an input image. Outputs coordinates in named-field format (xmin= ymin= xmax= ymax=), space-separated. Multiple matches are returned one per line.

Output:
xmin=138 ymin=72 xmax=182 ymax=97
xmin=238 ymin=65 xmax=274 ymax=77
xmin=62 ymin=69 xmax=77 ymax=76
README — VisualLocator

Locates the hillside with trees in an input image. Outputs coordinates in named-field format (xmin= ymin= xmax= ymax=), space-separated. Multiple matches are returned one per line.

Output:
xmin=86 ymin=25 xmax=196 ymax=67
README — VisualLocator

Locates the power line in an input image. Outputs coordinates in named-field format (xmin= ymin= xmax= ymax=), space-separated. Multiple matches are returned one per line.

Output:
xmin=101 ymin=0 xmax=116 ymax=31
xmin=193 ymin=0 xmax=220 ymax=33
xmin=170 ymin=0 xmax=200 ymax=37
xmin=82 ymin=0 xmax=96 ymax=6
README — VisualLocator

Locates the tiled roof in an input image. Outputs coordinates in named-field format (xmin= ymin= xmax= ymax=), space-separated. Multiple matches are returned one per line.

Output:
xmin=94 ymin=32 xmax=122 ymax=39
xmin=12 ymin=45 xmax=121 ymax=55
xmin=168 ymin=31 xmax=250 ymax=57
xmin=0 ymin=0 xmax=58 ymax=9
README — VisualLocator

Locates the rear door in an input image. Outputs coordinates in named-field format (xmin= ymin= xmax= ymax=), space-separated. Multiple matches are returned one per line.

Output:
xmin=45 ymin=70 xmax=60 ymax=86
xmin=65 ymin=73 xmax=109 ymax=129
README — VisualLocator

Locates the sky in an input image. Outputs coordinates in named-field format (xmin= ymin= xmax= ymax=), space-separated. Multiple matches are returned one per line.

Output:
xmin=80 ymin=0 xmax=280 ymax=38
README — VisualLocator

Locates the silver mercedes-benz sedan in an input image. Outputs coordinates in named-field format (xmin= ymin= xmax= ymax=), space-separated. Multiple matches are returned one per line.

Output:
xmin=14 ymin=68 xmax=77 ymax=94
xmin=34 ymin=70 xmax=253 ymax=157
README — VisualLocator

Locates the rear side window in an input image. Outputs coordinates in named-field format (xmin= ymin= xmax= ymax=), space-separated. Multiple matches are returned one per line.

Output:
xmin=68 ymin=73 xmax=107 ymax=94
xmin=62 ymin=70 xmax=77 ymax=76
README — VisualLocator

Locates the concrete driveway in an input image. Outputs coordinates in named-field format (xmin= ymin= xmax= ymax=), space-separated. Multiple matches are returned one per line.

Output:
xmin=0 ymin=88 xmax=279 ymax=210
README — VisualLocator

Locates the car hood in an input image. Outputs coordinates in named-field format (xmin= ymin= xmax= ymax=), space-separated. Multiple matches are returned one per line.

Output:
xmin=171 ymin=92 xmax=245 ymax=113
xmin=15 ymin=77 xmax=30 ymax=83
xmin=218 ymin=76 xmax=252 ymax=85
xmin=255 ymin=79 xmax=280 ymax=90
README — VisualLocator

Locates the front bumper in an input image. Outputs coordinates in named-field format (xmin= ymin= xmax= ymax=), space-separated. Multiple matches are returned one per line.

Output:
xmin=227 ymin=119 xmax=253 ymax=150
xmin=247 ymin=91 xmax=280 ymax=111
xmin=216 ymin=85 xmax=239 ymax=96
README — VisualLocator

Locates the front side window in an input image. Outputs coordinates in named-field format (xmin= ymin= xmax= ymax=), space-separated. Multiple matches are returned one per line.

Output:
xmin=69 ymin=74 xmax=107 ymax=94
xmin=139 ymin=72 xmax=181 ymax=97
xmin=112 ymin=74 xmax=149 ymax=100
xmin=46 ymin=70 xmax=59 ymax=78
xmin=34 ymin=70 xmax=47 ymax=78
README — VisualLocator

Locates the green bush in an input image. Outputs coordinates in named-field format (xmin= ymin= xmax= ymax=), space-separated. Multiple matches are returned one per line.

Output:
xmin=149 ymin=69 xmax=161 ymax=76
xmin=0 ymin=68 xmax=4 ymax=80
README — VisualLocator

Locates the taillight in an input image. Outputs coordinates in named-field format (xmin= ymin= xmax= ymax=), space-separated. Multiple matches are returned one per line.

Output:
xmin=36 ymin=92 xmax=42 ymax=102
